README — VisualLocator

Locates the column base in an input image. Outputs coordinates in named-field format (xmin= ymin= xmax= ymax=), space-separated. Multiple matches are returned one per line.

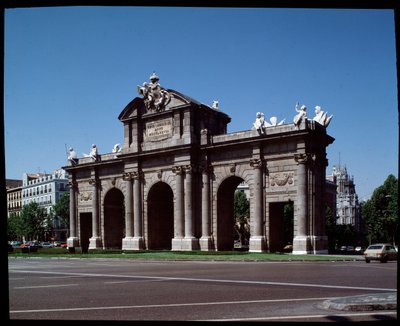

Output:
xmin=88 ymin=236 xmax=102 ymax=250
xmin=67 ymin=237 xmax=79 ymax=248
xmin=199 ymin=236 xmax=213 ymax=251
xmin=171 ymin=238 xmax=183 ymax=251
xmin=292 ymin=235 xmax=311 ymax=254
xmin=122 ymin=236 xmax=145 ymax=250
xmin=249 ymin=236 xmax=266 ymax=252
xmin=181 ymin=237 xmax=199 ymax=251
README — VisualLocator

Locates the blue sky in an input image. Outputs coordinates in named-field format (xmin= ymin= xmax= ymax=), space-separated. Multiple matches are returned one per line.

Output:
xmin=4 ymin=6 xmax=398 ymax=201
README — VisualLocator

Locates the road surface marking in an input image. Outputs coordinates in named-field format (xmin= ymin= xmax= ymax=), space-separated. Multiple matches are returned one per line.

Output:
xmin=9 ymin=269 xmax=396 ymax=292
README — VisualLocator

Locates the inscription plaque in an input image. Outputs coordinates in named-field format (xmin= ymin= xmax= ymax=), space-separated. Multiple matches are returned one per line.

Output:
xmin=145 ymin=118 xmax=173 ymax=141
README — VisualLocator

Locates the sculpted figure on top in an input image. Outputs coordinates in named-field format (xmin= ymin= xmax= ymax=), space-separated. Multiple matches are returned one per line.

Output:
xmin=293 ymin=101 xmax=307 ymax=128
xmin=137 ymin=72 xmax=171 ymax=112
xmin=253 ymin=112 xmax=285 ymax=135
xmin=313 ymin=105 xmax=333 ymax=127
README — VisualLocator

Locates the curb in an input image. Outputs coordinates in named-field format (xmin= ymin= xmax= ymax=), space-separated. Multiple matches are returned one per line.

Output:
xmin=319 ymin=293 xmax=397 ymax=311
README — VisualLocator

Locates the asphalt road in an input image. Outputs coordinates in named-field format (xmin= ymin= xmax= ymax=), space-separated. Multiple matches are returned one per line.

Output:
xmin=8 ymin=257 xmax=397 ymax=322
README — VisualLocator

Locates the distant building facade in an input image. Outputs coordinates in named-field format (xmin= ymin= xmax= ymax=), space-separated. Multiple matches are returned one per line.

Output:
xmin=326 ymin=165 xmax=361 ymax=230
xmin=21 ymin=169 xmax=70 ymax=240
xmin=6 ymin=179 xmax=23 ymax=217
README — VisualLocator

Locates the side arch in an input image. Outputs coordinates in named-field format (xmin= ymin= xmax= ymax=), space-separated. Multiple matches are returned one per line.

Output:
xmin=216 ymin=175 xmax=245 ymax=251
xmin=103 ymin=187 xmax=125 ymax=249
xmin=147 ymin=181 xmax=174 ymax=250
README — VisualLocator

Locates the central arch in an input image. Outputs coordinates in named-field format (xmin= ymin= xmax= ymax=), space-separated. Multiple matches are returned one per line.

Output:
xmin=104 ymin=188 xmax=125 ymax=249
xmin=217 ymin=176 xmax=246 ymax=251
xmin=147 ymin=182 xmax=174 ymax=250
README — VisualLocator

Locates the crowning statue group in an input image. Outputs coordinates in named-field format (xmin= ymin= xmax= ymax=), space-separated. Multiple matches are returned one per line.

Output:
xmin=254 ymin=102 xmax=333 ymax=135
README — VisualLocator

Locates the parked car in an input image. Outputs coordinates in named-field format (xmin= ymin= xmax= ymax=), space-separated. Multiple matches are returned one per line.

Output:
xmin=355 ymin=246 xmax=365 ymax=254
xmin=41 ymin=242 xmax=53 ymax=248
xmin=364 ymin=243 xmax=398 ymax=263
xmin=21 ymin=241 xmax=42 ymax=249
xmin=10 ymin=241 xmax=21 ymax=248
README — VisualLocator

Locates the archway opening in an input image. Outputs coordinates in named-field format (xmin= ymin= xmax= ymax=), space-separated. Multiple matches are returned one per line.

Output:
xmin=79 ymin=212 xmax=91 ymax=253
xmin=104 ymin=188 xmax=125 ymax=249
xmin=268 ymin=201 xmax=294 ymax=252
xmin=147 ymin=182 xmax=174 ymax=250
xmin=217 ymin=176 xmax=247 ymax=251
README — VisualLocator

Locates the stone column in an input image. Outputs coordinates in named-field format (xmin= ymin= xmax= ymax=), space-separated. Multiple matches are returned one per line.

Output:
xmin=89 ymin=176 xmax=102 ymax=249
xmin=200 ymin=165 xmax=212 ymax=250
xmin=293 ymin=153 xmax=311 ymax=254
xmin=249 ymin=158 xmax=266 ymax=252
xmin=67 ymin=179 xmax=78 ymax=248
xmin=172 ymin=166 xmax=184 ymax=250
xmin=122 ymin=172 xmax=135 ymax=250
xmin=132 ymin=171 xmax=144 ymax=249
xmin=182 ymin=165 xmax=199 ymax=250
xmin=311 ymin=155 xmax=329 ymax=254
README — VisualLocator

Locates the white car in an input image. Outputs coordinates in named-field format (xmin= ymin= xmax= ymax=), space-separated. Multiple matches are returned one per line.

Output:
xmin=364 ymin=243 xmax=397 ymax=263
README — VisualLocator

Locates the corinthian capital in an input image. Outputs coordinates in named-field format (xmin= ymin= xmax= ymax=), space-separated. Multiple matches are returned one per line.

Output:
xmin=250 ymin=158 xmax=263 ymax=169
xmin=122 ymin=172 xmax=133 ymax=181
xmin=68 ymin=180 xmax=77 ymax=189
xmin=183 ymin=165 xmax=193 ymax=174
xmin=172 ymin=166 xmax=183 ymax=175
xmin=89 ymin=178 xmax=98 ymax=186
xmin=132 ymin=171 xmax=142 ymax=180
xmin=294 ymin=153 xmax=309 ymax=164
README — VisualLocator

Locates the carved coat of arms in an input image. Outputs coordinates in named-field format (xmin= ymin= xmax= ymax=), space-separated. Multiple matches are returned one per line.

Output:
xmin=137 ymin=72 xmax=171 ymax=112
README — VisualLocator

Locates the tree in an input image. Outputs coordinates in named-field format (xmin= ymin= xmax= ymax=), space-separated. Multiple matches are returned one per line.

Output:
xmin=234 ymin=191 xmax=250 ymax=246
xmin=324 ymin=206 xmax=337 ymax=251
xmin=361 ymin=174 xmax=398 ymax=245
xmin=51 ymin=192 xmax=70 ymax=230
xmin=20 ymin=202 xmax=50 ymax=241
xmin=283 ymin=202 xmax=294 ymax=246
xmin=7 ymin=212 xmax=23 ymax=241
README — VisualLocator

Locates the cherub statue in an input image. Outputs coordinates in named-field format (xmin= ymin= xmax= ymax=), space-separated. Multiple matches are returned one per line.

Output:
xmin=89 ymin=144 xmax=98 ymax=161
xmin=253 ymin=112 xmax=266 ymax=135
xmin=293 ymin=102 xmax=307 ymax=128
xmin=83 ymin=144 xmax=98 ymax=161
xmin=67 ymin=147 xmax=77 ymax=165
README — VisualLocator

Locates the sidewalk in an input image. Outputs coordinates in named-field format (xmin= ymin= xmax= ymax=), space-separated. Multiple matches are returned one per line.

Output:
xmin=320 ymin=292 xmax=397 ymax=311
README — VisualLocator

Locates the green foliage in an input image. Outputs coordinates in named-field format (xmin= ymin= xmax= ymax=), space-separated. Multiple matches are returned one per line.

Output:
xmin=283 ymin=202 xmax=294 ymax=244
xmin=234 ymin=191 xmax=250 ymax=245
xmin=19 ymin=202 xmax=50 ymax=241
xmin=234 ymin=191 xmax=249 ymax=223
xmin=51 ymin=192 xmax=70 ymax=228
xmin=7 ymin=212 xmax=22 ymax=241
xmin=361 ymin=174 xmax=398 ymax=245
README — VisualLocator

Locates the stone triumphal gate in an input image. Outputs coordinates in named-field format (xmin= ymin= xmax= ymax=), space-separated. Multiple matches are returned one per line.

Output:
xmin=65 ymin=74 xmax=334 ymax=254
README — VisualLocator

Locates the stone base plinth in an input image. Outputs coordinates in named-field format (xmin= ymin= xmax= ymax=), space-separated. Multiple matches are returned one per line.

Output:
xmin=199 ymin=237 xmax=213 ymax=251
xmin=249 ymin=236 xmax=266 ymax=252
xmin=171 ymin=238 xmax=183 ymax=251
xmin=122 ymin=237 xmax=144 ymax=250
xmin=181 ymin=237 xmax=199 ymax=251
xmin=292 ymin=235 xmax=311 ymax=254
xmin=67 ymin=237 xmax=79 ymax=248
xmin=88 ymin=236 xmax=102 ymax=250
